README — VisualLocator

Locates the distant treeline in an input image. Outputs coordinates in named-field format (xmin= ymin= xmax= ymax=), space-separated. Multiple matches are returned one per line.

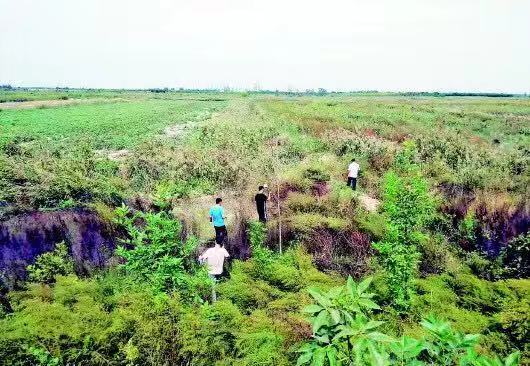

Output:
xmin=0 ymin=85 xmax=526 ymax=98
xmin=399 ymin=91 xmax=521 ymax=98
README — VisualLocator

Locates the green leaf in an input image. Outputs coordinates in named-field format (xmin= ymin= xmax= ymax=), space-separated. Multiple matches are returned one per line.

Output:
xmin=312 ymin=310 xmax=331 ymax=334
xmin=327 ymin=347 xmax=338 ymax=366
xmin=315 ymin=334 xmax=330 ymax=344
xmin=367 ymin=342 xmax=389 ymax=366
xmin=367 ymin=332 xmax=395 ymax=343
xmin=296 ymin=352 xmax=313 ymax=366
xmin=303 ymin=304 xmax=324 ymax=314
xmin=358 ymin=298 xmax=381 ymax=310
xmin=333 ymin=328 xmax=356 ymax=341
xmin=363 ymin=320 xmax=384 ymax=331
xmin=346 ymin=276 xmax=357 ymax=297
xmin=504 ymin=352 xmax=520 ymax=366
xmin=311 ymin=348 xmax=326 ymax=366
xmin=308 ymin=288 xmax=332 ymax=308
xmin=327 ymin=286 xmax=344 ymax=300
xmin=357 ymin=276 xmax=373 ymax=295
xmin=330 ymin=309 xmax=341 ymax=325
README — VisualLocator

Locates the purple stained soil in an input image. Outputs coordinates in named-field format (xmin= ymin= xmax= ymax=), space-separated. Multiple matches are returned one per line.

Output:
xmin=0 ymin=209 xmax=116 ymax=289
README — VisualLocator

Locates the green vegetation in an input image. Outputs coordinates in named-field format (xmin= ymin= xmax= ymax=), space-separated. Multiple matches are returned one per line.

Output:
xmin=0 ymin=99 xmax=225 ymax=149
xmin=26 ymin=242 xmax=74 ymax=284
xmin=0 ymin=90 xmax=529 ymax=365
xmin=297 ymin=276 xmax=520 ymax=365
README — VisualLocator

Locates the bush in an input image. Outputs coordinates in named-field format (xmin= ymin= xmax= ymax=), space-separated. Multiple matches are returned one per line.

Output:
xmin=286 ymin=192 xmax=320 ymax=213
xmin=418 ymin=235 xmax=450 ymax=275
xmin=302 ymin=167 xmax=330 ymax=182
xmin=501 ymin=233 xmax=530 ymax=278
xmin=26 ymin=242 xmax=74 ymax=284
xmin=494 ymin=299 xmax=530 ymax=357
xmin=114 ymin=205 xmax=211 ymax=301
xmin=290 ymin=213 xmax=349 ymax=232
xmin=178 ymin=300 xmax=243 ymax=365
xmin=0 ymin=274 xmax=184 ymax=365
xmin=466 ymin=251 xmax=505 ymax=281
xmin=217 ymin=262 xmax=283 ymax=311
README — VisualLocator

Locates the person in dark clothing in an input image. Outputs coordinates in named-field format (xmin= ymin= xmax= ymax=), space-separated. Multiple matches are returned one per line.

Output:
xmin=255 ymin=185 xmax=268 ymax=222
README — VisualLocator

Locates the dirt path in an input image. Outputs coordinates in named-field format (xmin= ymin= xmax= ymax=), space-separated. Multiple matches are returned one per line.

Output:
xmin=358 ymin=193 xmax=380 ymax=212
xmin=95 ymin=149 xmax=131 ymax=161
xmin=163 ymin=122 xmax=196 ymax=138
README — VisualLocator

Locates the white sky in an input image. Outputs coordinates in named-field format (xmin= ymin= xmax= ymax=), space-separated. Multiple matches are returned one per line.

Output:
xmin=1 ymin=0 xmax=529 ymax=92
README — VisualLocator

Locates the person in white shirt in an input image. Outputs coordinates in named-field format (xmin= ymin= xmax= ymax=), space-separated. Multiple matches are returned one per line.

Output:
xmin=199 ymin=242 xmax=230 ymax=280
xmin=347 ymin=158 xmax=360 ymax=191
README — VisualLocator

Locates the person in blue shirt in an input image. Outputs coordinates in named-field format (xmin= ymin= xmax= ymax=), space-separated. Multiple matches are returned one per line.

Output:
xmin=209 ymin=197 xmax=227 ymax=245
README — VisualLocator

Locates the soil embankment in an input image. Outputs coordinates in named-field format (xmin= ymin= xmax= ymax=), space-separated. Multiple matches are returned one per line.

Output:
xmin=0 ymin=209 xmax=116 ymax=289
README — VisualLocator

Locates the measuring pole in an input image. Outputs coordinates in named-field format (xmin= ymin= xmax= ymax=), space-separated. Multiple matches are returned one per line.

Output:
xmin=277 ymin=176 xmax=282 ymax=254
xmin=274 ymin=140 xmax=282 ymax=254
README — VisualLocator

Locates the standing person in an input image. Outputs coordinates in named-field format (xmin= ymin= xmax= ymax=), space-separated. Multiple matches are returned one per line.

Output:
xmin=199 ymin=241 xmax=230 ymax=279
xmin=199 ymin=241 xmax=230 ymax=301
xmin=347 ymin=158 xmax=360 ymax=191
xmin=254 ymin=185 xmax=268 ymax=222
xmin=210 ymin=197 xmax=227 ymax=245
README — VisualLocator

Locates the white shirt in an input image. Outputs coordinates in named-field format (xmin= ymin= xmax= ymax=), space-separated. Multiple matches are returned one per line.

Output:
xmin=348 ymin=162 xmax=360 ymax=178
xmin=199 ymin=244 xmax=230 ymax=275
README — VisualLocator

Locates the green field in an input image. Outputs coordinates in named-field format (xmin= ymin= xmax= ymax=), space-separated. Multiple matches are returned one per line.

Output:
xmin=0 ymin=90 xmax=529 ymax=365
xmin=0 ymin=99 xmax=226 ymax=149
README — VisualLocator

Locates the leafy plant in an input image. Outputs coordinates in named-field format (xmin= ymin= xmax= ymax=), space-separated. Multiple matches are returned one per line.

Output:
xmin=373 ymin=166 xmax=435 ymax=311
xmin=248 ymin=220 xmax=274 ymax=267
xmin=26 ymin=242 xmax=74 ymax=284
xmin=500 ymin=233 xmax=530 ymax=278
xmin=297 ymin=276 xmax=521 ymax=366
xmin=297 ymin=276 xmax=387 ymax=365
xmin=114 ymin=204 xmax=210 ymax=301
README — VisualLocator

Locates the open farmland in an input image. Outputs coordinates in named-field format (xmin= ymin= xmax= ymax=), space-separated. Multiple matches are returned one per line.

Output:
xmin=0 ymin=90 xmax=529 ymax=365
xmin=0 ymin=98 xmax=227 ymax=149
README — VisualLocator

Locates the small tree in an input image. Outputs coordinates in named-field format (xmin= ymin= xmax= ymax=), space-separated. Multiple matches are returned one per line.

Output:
xmin=374 ymin=142 xmax=436 ymax=311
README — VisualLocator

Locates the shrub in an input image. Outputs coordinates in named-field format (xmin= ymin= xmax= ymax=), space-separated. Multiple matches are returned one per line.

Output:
xmin=355 ymin=210 xmax=387 ymax=239
xmin=178 ymin=300 xmax=243 ymax=365
xmin=290 ymin=213 xmax=349 ymax=232
xmin=302 ymin=167 xmax=330 ymax=182
xmin=494 ymin=298 xmax=530 ymax=357
xmin=466 ymin=251 xmax=505 ymax=281
xmin=418 ymin=235 xmax=450 ymax=275
xmin=501 ymin=233 xmax=530 ymax=278
xmin=26 ymin=242 xmax=74 ymax=284
xmin=114 ymin=205 xmax=211 ymax=301
xmin=0 ymin=274 xmax=185 ymax=365
xmin=235 ymin=310 xmax=291 ymax=366
xmin=217 ymin=262 xmax=283 ymax=311
xmin=286 ymin=192 xmax=320 ymax=213
xmin=374 ymin=142 xmax=435 ymax=310
xmin=374 ymin=166 xmax=435 ymax=311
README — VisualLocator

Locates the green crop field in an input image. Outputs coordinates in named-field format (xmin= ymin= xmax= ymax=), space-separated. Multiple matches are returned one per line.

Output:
xmin=0 ymin=98 xmax=227 ymax=149
xmin=0 ymin=90 xmax=529 ymax=366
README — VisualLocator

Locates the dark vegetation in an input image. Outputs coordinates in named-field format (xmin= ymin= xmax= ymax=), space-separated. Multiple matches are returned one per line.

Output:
xmin=0 ymin=90 xmax=528 ymax=365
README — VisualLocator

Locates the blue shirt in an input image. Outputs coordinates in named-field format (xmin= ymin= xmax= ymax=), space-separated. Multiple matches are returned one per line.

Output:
xmin=209 ymin=205 xmax=225 ymax=227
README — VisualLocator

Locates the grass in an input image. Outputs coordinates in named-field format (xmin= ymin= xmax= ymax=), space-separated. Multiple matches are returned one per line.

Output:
xmin=262 ymin=97 xmax=530 ymax=148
